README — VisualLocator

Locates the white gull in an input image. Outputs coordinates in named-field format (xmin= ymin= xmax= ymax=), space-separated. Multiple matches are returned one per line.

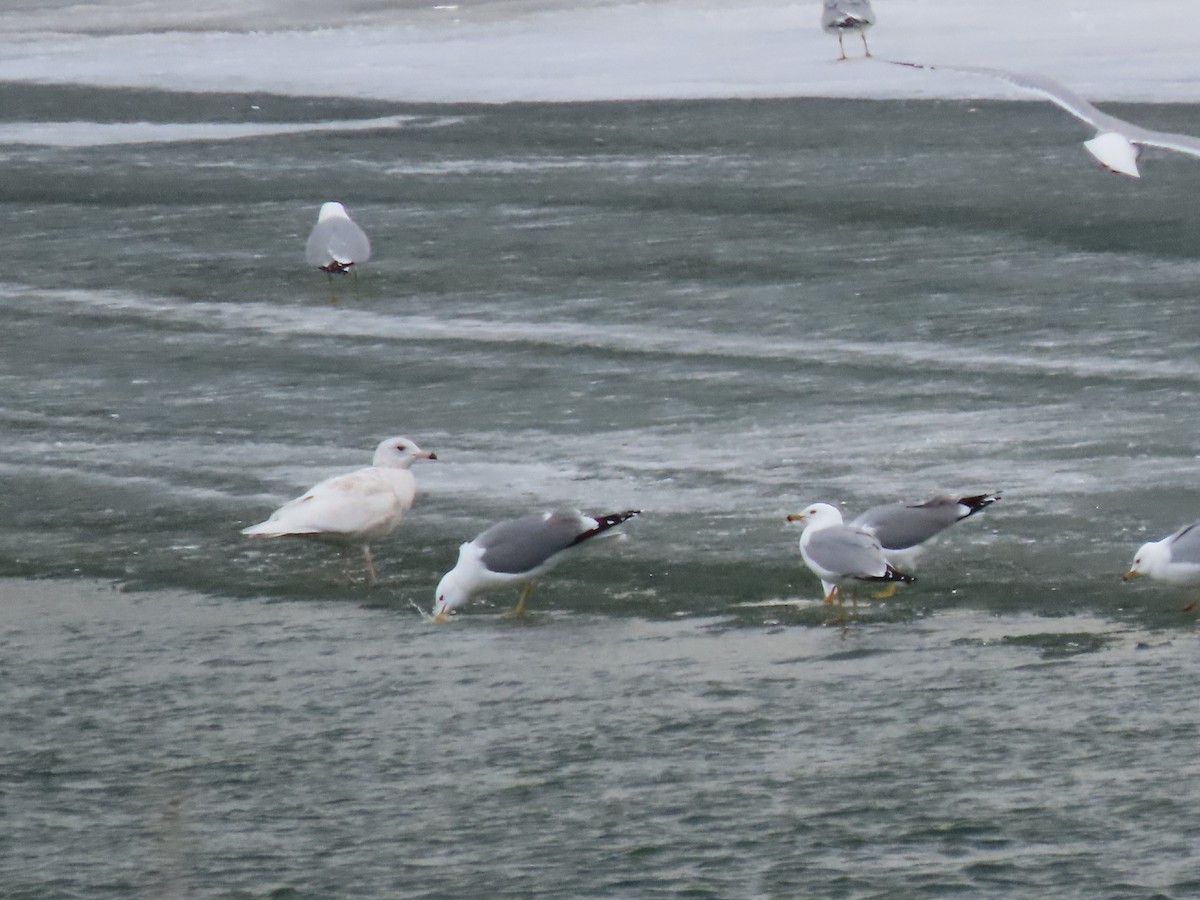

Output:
xmin=243 ymin=436 xmax=436 ymax=584
xmin=306 ymin=201 xmax=371 ymax=275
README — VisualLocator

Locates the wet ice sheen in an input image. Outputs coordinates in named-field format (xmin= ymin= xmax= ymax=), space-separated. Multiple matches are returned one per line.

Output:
xmin=2 ymin=79 xmax=1200 ymax=897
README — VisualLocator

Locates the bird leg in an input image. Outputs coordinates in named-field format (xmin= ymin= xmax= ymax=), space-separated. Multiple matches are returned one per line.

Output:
xmin=509 ymin=582 xmax=533 ymax=617
xmin=822 ymin=585 xmax=849 ymax=627
xmin=837 ymin=33 xmax=847 ymax=61
xmin=340 ymin=546 xmax=358 ymax=585
xmin=861 ymin=33 xmax=871 ymax=58
xmin=870 ymin=582 xmax=898 ymax=600
xmin=362 ymin=545 xmax=378 ymax=586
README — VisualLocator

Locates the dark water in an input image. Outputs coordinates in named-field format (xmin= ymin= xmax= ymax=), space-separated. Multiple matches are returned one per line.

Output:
xmin=3 ymin=84 xmax=1200 ymax=897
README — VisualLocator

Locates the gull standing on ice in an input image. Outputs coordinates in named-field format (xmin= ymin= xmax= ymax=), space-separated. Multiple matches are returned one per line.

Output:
xmin=1124 ymin=521 xmax=1200 ymax=587
xmin=432 ymin=509 xmax=640 ymax=622
xmin=242 ymin=436 xmax=436 ymax=584
xmin=892 ymin=62 xmax=1200 ymax=178
xmin=822 ymin=0 xmax=875 ymax=61
xmin=306 ymin=201 xmax=371 ymax=274
xmin=786 ymin=502 xmax=914 ymax=611
xmin=851 ymin=492 xmax=999 ymax=596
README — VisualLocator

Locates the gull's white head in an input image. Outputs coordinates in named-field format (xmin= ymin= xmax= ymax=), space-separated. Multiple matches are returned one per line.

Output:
xmin=317 ymin=201 xmax=351 ymax=222
xmin=1084 ymin=132 xmax=1141 ymax=179
xmin=785 ymin=502 xmax=844 ymax=530
xmin=432 ymin=564 xmax=471 ymax=623
xmin=1123 ymin=538 xmax=1168 ymax=581
xmin=372 ymin=436 xmax=437 ymax=469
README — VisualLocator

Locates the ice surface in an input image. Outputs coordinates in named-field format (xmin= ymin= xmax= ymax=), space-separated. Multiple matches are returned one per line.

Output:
xmin=0 ymin=1 xmax=1197 ymax=105
xmin=0 ymin=115 xmax=429 ymax=147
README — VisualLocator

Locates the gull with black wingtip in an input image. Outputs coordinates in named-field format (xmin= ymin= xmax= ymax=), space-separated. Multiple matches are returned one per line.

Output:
xmin=433 ymin=509 xmax=640 ymax=622
xmin=786 ymin=502 xmax=914 ymax=616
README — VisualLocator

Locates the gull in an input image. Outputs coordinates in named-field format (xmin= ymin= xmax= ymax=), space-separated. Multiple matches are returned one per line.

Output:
xmin=851 ymin=492 xmax=999 ymax=596
xmin=432 ymin=509 xmax=640 ymax=622
xmin=822 ymin=0 xmax=875 ymax=61
xmin=305 ymin=201 xmax=371 ymax=274
xmin=785 ymin=502 xmax=914 ymax=612
xmin=891 ymin=62 xmax=1200 ymax=178
xmin=242 ymin=436 xmax=436 ymax=584
xmin=1124 ymin=521 xmax=1200 ymax=587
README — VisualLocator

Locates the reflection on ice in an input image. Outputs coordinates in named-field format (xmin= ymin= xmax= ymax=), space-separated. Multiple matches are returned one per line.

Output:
xmin=0 ymin=114 xmax=426 ymax=147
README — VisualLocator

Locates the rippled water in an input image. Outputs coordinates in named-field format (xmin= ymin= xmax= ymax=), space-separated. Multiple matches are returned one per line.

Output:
xmin=3 ymin=83 xmax=1200 ymax=897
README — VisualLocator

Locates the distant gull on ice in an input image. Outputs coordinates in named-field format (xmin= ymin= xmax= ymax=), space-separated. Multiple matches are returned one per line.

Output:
xmin=243 ymin=436 xmax=436 ymax=584
xmin=786 ymin=502 xmax=914 ymax=611
xmin=306 ymin=201 xmax=371 ymax=274
xmin=851 ymin=492 xmax=999 ymax=596
xmin=822 ymin=0 xmax=875 ymax=61
xmin=892 ymin=62 xmax=1200 ymax=178
xmin=432 ymin=509 xmax=640 ymax=622
xmin=1124 ymin=521 xmax=1200 ymax=587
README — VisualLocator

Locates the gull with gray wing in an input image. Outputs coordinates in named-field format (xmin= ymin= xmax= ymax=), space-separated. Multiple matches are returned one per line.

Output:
xmin=822 ymin=0 xmax=875 ymax=61
xmin=433 ymin=509 xmax=640 ymax=622
xmin=1124 ymin=520 xmax=1200 ymax=586
xmin=853 ymin=493 xmax=999 ymax=570
xmin=891 ymin=62 xmax=1200 ymax=178
xmin=786 ymin=502 xmax=914 ymax=611
xmin=306 ymin=201 xmax=371 ymax=274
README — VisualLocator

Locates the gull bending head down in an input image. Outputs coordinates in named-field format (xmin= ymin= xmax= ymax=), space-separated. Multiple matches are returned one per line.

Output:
xmin=1124 ymin=520 xmax=1200 ymax=586
xmin=432 ymin=509 xmax=640 ymax=622
xmin=851 ymin=492 xmax=999 ymax=580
